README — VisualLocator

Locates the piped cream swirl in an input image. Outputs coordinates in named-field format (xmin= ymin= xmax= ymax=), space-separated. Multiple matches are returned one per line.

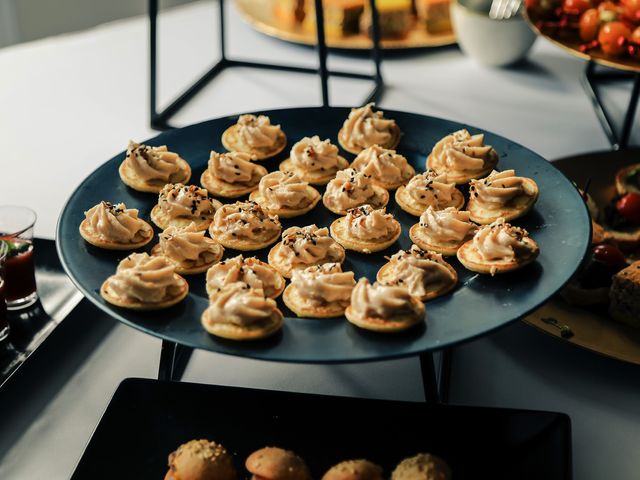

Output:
xmin=210 ymin=201 xmax=280 ymax=242
xmin=272 ymin=225 xmax=343 ymax=270
xmin=349 ymin=278 xmax=421 ymax=320
xmin=159 ymin=222 xmax=220 ymax=265
xmin=258 ymin=171 xmax=314 ymax=209
xmin=324 ymin=168 xmax=379 ymax=211
xmin=84 ymin=201 xmax=150 ymax=243
xmin=124 ymin=140 xmax=183 ymax=183
xmin=206 ymin=255 xmax=281 ymax=297
xmin=351 ymin=145 xmax=413 ymax=187
xmin=346 ymin=204 xmax=397 ymax=240
xmin=289 ymin=136 xmax=341 ymax=174
xmin=470 ymin=169 xmax=529 ymax=207
xmin=207 ymin=150 xmax=263 ymax=185
xmin=290 ymin=263 xmax=355 ymax=306
xmin=158 ymin=183 xmax=215 ymax=218
xmin=107 ymin=253 xmax=182 ymax=303
xmin=237 ymin=114 xmax=283 ymax=149
xmin=429 ymin=129 xmax=497 ymax=177
xmin=339 ymin=103 xmax=398 ymax=151
xmin=404 ymin=170 xmax=459 ymax=209
xmin=419 ymin=207 xmax=476 ymax=243
xmin=472 ymin=219 xmax=536 ymax=262
xmin=203 ymin=282 xmax=278 ymax=328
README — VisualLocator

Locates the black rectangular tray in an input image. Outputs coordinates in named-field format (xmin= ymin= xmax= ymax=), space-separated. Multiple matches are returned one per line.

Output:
xmin=72 ymin=378 xmax=572 ymax=480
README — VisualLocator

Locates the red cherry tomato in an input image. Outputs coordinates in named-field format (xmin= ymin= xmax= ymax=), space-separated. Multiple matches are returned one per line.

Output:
xmin=621 ymin=0 xmax=640 ymax=23
xmin=593 ymin=244 xmax=627 ymax=268
xmin=599 ymin=21 xmax=631 ymax=55
xmin=563 ymin=0 xmax=592 ymax=15
xmin=616 ymin=192 xmax=640 ymax=223
xmin=580 ymin=8 xmax=602 ymax=40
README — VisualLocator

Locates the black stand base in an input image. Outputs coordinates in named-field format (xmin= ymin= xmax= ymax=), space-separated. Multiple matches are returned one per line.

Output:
xmin=149 ymin=0 xmax=385 ymax=131
xmin=582 ymin=61 xmax=640 ymax=150
xmin=420 ymin=348 xmax=452 ymax=404
xmin=158 ymin=339 xmax=193 ymax=382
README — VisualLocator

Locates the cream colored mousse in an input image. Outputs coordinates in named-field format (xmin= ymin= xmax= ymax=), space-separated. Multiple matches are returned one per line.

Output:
xmin=330 ymin=204 xmax=401 ymax=253
xmin=80 ymin=201 xmax=153 ymax=250
xmin=119 ymin=140 xmax=191 ymax=193
xmin=201 ymin=282 xmax=283 ymax=341
xmin=323 ymin=168 xmax=390 ymax=215
xmin=268 ymin=224 xmax=346 ymax=278
xmin=151 ymin=222 xmax=224 ymax=274
xmin=410 ymin=206 xmax=477 ymax=256
xmin=457 ymin=218 xmax=540 ymax=275
xmin=284 ymin=263 xmax=356 ymax=318
xmin=338 ymin=103 xmax=401 ymax=154
xmin=467 ymin=169 xmax=539 ymax=224
xmin=222 ymin=114 xmax=287 ymax=160
xmin=200 ymin=150 xmax=267 ymax=198
xmin=377 ymin=245 xmax=458 ymax=301
xmin=249 ymin=171 xmax=321 ymax=218
xmin=208 ymin=201 xmax=282 ymax=251
xmin=350 ymin=145 xmax=415 ymax=190
xmin=206 ymin=254 xmax=285 ymax=299
xmin=427 ymin=129 xmax=499 ymax=184
xmin=100 ymin=253 xmax=188 ymax=310
xmin=345 ymin=278 xmax=425 ymax=332
xmin=151 ymin=183 xmax=221 ymax=231
xmin=279 ymin=136 xmax=349 ymax=185
xmin=395 ymin=169 xmax=465 ymax=216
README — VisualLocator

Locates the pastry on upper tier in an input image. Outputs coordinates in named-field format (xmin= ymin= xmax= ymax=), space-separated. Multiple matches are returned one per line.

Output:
xmin=201 ymin=282 xmax=283 ymax=341
xmin=249 ymin=171 xmax=321 ymax=218
xmin=200 ymin=150 xmax=267 ymax=198
xmin=208 ymin=201 xmax=282 ymax=251
xmin=350 ymin=145 xmax=415 ymax=190
xmin=409 ymin=206 xmax=477 ymax=256
xmin=360 ymin=0 xmax=413 ymax=39
xmin=457 ymin=218 xmax=540 ymax=275
xmin=395 ymin=169 xmax=465 ymax=216
xmin=377 ymin=245 xmax=458 ymax=301
xmin=245 ymin=447 xmax=312 ymax=480
xmin=609 ymin=260 xmax=640 ymax=329
xmin=391 ymin=453 xmax=451 ymax=480
xmin=426 ymin=129 xmax=498 ymax=184
xmin=323 ymin=168 xmax=389 ymax=215
xmin=222 ymin=114 xmax=287 ymax=160
xmin=268 ymin=224 xmax=346 ymax=278
xmin=345 ymin=278 xmax=425 ymax=332
xmin=150 ymin=183 xmax=221 ymax=231
xmin=165 ymin=439 xmax=237 ymax=480
xmin=330 ymin=204 xmax=401 ymax=253
xmin=467 ymin=169 xmax=539 ymax=224
xmin=283 ymin=263 xmax=356 ymax=318
xmin=150 ymin=222 xmax=224 ymax=274
xmin=119 ymin=140 xmax=191 ymax=194
xmin=322 ymin=459 xmax=385 ymax=480
xmin=80 ymin=201 xmax=153 ymax=250
xmin=279 ymin=135 xmax=349 ymax=185
xmin=206 ymin=254 xmax=285 ymax=299
xmin=615 ymin=163 xmax=640 ymax=195
xmin=100 ymin=253 xmax=188 ymax=310
xmin=338 ymin=103 xmax=401 ymax=154
xmin=302 ymin=0 xmax=365 ymax=36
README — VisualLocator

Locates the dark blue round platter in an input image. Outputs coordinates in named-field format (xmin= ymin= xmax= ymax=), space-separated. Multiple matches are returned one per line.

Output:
xmin=57 ymin=107 xmax=590 ymax=363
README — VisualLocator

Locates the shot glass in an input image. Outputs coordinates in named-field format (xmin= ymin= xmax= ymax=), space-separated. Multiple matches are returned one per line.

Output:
xmin=0 ymin=206 xmax=38 ymax=310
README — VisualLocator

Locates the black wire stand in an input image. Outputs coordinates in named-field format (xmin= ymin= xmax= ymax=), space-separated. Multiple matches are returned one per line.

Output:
xmin=149 ymin=0 xmax=385 ymax=131
xmin=582 ymin=60 xmax=640 ymax=150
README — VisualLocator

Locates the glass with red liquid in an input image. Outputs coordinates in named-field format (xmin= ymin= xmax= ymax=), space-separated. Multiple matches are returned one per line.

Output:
xmin=0 ymin=242 xmax=8 ymax=341
xmin=0 ymin=206 xmax=37 ymax=310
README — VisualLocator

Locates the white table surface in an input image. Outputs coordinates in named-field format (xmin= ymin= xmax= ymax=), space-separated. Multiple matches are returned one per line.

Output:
xmin=1 ymin=1 xmax=639 ymax=479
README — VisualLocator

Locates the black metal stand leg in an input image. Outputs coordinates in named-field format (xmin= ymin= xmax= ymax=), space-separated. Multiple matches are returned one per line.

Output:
xmin=438 ymin=347 xmax=452 ymax=404
xmin=420 ymin=351 xmax=440 ymax=403
xmin=582 ymin=61 xmax=640 ymax=150
xmin=158 ymin=339 xmax=194 ymax=382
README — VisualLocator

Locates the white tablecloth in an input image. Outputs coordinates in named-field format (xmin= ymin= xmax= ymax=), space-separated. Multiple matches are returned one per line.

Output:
xmin=1 ymin=1 xmax=639 ymax=479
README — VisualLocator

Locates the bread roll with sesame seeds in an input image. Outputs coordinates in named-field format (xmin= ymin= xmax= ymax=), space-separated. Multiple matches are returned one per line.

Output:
xmin=245 ymin=447 xmax=311 ymax=480
xmin=165 ymin=439 xmax=236 ymax=480
xmin=391 ymin=453 xmax=451 ymax=480
xmin=322 ymin=459 xmax=384 ymax=480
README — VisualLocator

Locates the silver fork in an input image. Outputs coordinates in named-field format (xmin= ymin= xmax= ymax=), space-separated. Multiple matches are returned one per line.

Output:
xmin=489 ymin=0 xmax=523 ymax=19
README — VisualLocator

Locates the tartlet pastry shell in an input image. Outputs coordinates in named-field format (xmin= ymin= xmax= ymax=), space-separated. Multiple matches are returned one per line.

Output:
xmin=345 ymin=300 xmax=425 ymax=332
xmin=322 ymin=184 xmax=389 ymax=215
xmin=338 ymin=124 xmax=401 ymax=155
xmin=150 ymin=201 xmax=221 ymax=231
xmin=150 ymin=243 xmax=224 ymax=275
xmin=267 ymin=244 xmax=346 ymax=279
xmin=201 ymin=309 xmax=284 ymax=340
xmin=409 ymin=223 xmax=474 ymax=257
xmin=283 ymin=284 xmax=348 ymax=318
xmin=467 ymin=177 xmax=539 ymax=225
xmin=118 ymin=157 xmax=191 ymax=194
xmin=279 ymin=156 xmax=349 ymax=185
xmin=395 ymin=186 xmax=465 ymax=217
xmin=100 ymin=274 xmax=188 ymax=310
xmin=79 ymin=219 xmax=154 ymax=250
xmin=249 ymin=186 xmax=321 ymax=219
xmin=209 ymin=225 xmax=281 ymax=252
xmin=330 ymin=216 xmax=401 ymax=253
xmin=456 ymin=237 xmax=540 ymax=274
xmin=206 ymin=259 xmax=285 ymax=299
xmin=426 ymin=150 xmax=498 ymax=185
xmin=221 ymin=125 xmax=287 ymax=160
xmin=376 ymin=257 xmax=458 ymax=301
xmin=200 ymin=165 xmax=267 ymax=198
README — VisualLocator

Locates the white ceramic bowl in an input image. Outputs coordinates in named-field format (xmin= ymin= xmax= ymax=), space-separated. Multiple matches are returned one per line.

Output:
xmin=451 ymin=0 xmax=537 ymax=67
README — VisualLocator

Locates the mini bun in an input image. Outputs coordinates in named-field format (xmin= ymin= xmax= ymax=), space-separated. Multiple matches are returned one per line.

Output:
xmin=322 ymin=459 xmax=384 ymax=480
xmin=391 ymin=453 xmax=451 ymax=480
xmin=245 ymin=447 xmax=311 ymax=480
xmin=166 ymin=439 xmax=236 ymax=480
